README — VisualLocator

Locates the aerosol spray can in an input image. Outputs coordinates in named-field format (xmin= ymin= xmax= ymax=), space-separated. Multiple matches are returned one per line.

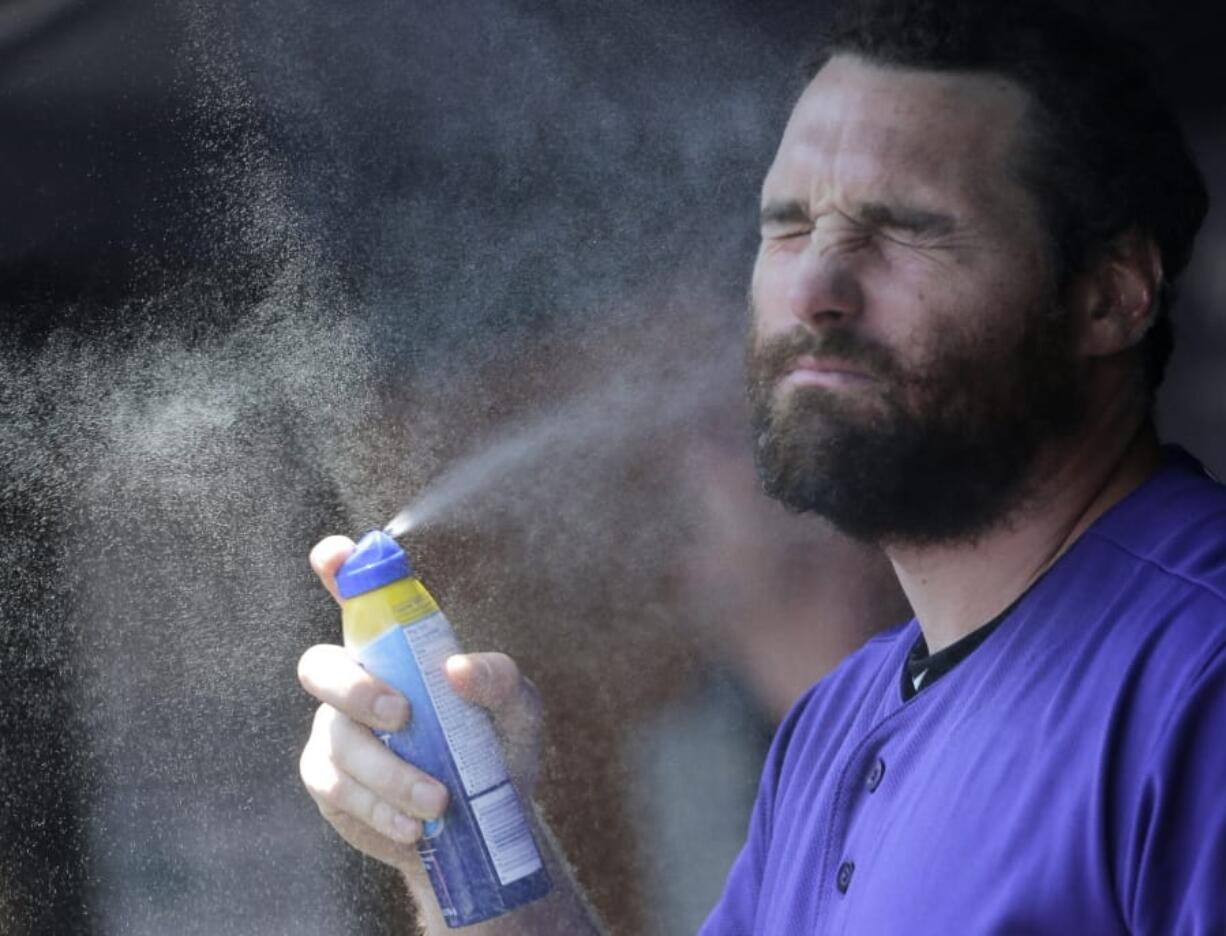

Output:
xmin=336 ymin=530 xmax=551 ymax=927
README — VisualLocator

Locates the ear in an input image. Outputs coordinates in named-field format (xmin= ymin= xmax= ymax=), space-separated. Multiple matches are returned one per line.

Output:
xmin=1068 ymin=229 xmax=1163 ymax=359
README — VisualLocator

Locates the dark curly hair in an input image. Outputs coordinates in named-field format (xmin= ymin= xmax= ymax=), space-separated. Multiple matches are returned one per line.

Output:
xmin=813 ymin=0 xmax=1209 ymax=393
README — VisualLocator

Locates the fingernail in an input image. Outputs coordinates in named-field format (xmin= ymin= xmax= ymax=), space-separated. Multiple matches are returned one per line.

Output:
xmin=422 ymin=818 xmax=444 ymax=839
xmin=392 ymin=812 xmax=419 ymax=843
xmin=374 ymin=694 xmax=405 ymax=726
xmin=411 ymin=781 xmax=448 ymax=819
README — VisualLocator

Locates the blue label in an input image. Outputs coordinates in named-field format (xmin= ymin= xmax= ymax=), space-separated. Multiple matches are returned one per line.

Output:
xmin=355 ymin=618 xmax=550 ymax=926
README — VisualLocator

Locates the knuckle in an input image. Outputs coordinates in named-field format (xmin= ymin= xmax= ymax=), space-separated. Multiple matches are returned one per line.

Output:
xmin=483 ymin=652 xmax=521 ymax=702
xmin=318 ymin=803 xmax=342 ymax=824
xmin=316 ymin=768 xmax=351 ymax=809
xmin=489 ymin=650 xmax=520 ymax=678
xmin=312 ymin=703 xmax=338 ymax=735
xmin=387 ymin=767 xmax=417 ymax=807
xmin=300 ymin=750 xmax=336 ymax=802
xmin=370 ymin=798 xmax=398 ymax=832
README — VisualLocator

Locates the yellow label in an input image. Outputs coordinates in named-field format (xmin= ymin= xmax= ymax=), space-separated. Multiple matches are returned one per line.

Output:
xmin=341 ymin=577 xmax=440 ymax=652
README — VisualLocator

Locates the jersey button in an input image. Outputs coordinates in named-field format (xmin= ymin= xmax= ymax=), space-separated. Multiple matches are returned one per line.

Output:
xmin=866 ymin=757 xmax=886 ymax=792
xmin=836 ymin=860 xmax=855 ymax=894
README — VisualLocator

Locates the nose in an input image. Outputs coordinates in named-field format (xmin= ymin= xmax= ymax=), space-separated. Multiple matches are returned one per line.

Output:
xmin=786 ymin=242 xmax=864 ymax=331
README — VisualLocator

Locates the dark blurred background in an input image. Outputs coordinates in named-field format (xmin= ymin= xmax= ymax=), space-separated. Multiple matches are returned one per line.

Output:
xmin=1 ymin=1 xmax=1222 ymax=934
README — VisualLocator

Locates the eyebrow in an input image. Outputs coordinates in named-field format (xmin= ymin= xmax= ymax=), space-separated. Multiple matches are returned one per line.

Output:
xmin=857 ymin=202 xmax=956 ymax=236
xmin=759 ymin=200 xmax=811 ymax=228
xmin=759 ymin=198 xmax=957 ymax=236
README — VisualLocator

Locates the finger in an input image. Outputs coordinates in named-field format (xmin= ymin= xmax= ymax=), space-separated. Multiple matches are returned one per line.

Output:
xmin=298 ymin=644 xmax=409 ymax=732
xmin=445 ymin=652 xmax=541 ymax=745
xmin=444 ymin=652 xmax=522 ymax=709
xmin=310 ymin=535 xmax=356 ymax=604
xmin=322 ymin=704 xmax=450 ymax=821
xmin=327 ymin=809 xmax=422 ymax=873
xmin=300 ymin=726 xmax=423 ymax=847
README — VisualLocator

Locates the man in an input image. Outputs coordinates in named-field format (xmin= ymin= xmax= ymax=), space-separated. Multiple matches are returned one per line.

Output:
xmin=298 ymin=0 xmax=1223 ymax=932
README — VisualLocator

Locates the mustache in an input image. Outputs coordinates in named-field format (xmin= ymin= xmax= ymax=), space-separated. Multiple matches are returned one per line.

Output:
xmin=746 ymin=328 xmax=899 ymax=386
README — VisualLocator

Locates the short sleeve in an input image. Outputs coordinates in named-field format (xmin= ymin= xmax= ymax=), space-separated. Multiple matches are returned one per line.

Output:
xmin=698 ymin=687 xmax=815 ymax=935
xmin=1121 ymin=643 xmax=1226 ymax=935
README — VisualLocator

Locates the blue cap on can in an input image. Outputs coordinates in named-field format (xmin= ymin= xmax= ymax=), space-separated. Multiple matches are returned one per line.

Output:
xmin=335 ymin=530 xmax=415 ymax=598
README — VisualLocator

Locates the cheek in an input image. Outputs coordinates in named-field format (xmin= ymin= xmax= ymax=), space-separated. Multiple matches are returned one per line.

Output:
xmin=861 ymin=272 xmax=945 ymax=357
xmin=865 ymin=276 xmax=989 ymax=396
xmin=750 ymin=251 xmax=797 ymax=341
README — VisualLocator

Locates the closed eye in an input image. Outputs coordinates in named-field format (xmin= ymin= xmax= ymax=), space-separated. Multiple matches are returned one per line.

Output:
xmin=857 ymin=202 xmax=957 ymax=240
xmin=759 ymin=199 xmax=812 ymax=241
xmin=769 ymin=227 xmax=812 ymax=241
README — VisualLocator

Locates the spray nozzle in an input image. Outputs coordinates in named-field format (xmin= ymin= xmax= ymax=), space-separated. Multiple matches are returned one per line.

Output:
xmin=335 ymin=530 xmax=414 ymax=598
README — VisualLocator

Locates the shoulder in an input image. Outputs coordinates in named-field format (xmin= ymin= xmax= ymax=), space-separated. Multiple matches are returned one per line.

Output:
xmin=1084 ymin=445 xmax=1226 ymax=612
xmin=1056 ymin=448 xmax=1226 ymax=822
xmin=1049 ymin=447 xmax=1226 ymax=687
xmin=763 ymin=620 xmax=913 ymax=789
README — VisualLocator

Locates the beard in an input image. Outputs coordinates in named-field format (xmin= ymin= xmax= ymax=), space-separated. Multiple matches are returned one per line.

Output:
xmin=746 ymin=301 xmax=1086 ymax=546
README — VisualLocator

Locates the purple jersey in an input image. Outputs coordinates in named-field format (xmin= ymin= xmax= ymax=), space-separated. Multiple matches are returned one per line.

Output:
xmin=701 ymin=448 xmax=1226 ymax=935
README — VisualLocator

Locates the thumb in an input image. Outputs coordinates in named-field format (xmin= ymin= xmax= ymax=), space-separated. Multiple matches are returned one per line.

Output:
xmin=445 ymin=652 xmax=541 ymax=756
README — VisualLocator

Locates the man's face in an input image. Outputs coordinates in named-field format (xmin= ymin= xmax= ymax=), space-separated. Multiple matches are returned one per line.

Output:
xmin=748 ymin=55 xmax=1085 ymax=545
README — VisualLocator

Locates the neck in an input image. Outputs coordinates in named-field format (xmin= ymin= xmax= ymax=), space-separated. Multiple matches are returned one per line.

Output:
xmin=886 ymin=412 xmax=1162 ymax=654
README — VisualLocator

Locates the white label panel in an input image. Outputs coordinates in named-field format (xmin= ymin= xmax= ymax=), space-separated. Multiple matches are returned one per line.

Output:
xmin=469 ymin=783 xmax=543 ymax=886
xmin=404 ymin=612 xmax=509 ymax=797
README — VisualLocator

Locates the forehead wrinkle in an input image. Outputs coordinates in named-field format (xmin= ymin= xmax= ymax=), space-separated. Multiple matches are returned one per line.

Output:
xmin=764 ymin=57 xmax=1037 ymax=225
xmin=827 ymin=122 xmax=950 ymax=215
xmin=765 ymin=125 xmax=953 ymax=221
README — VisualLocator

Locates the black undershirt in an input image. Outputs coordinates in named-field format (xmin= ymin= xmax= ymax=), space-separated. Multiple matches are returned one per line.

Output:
xmin=900 ymin=597 xmax=1021 ymax=701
